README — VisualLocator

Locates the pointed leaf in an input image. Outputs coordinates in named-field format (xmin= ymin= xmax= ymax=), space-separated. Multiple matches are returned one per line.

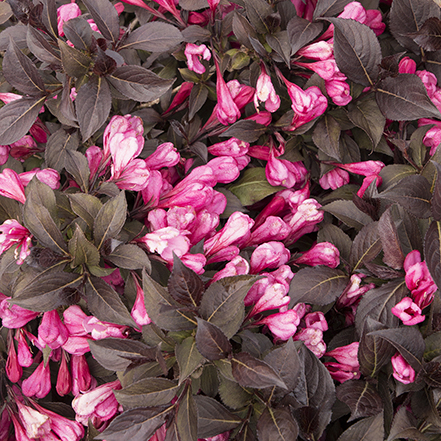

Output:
xmin=68 ymin=224 xmax=100 ymax=268
xmin=64 ymin=150 xmax=90 ymax=192
xmin=336 ymin=380 xmax=383 ymax=422
xmin=289 ymin=267 xmax=349 ymax=306
xmin=58 ymin=39 xmax=92 ymax=78
xmin=176 ymin=337 xmax=205 ymax=383
xmin=312 ymin=114 xmax=342 ymax=161
xmin=376 ymin=74 xmax=441 ymax=120
xmin=378 ymin=206 xmax=405 ymax=270
xmin=27 ymin=26 xmax=61 ymax=65
xmin=220 ymin=120 xmax=267 ymax=143
xmin=188 ymin=83 xmax=208 ymax=121
xmin=69 ymin=193 xmax=102 ymax=231
xmin=63 ymin=16 xmax=93 ymax=51
xmin=425 ymin=221 xmax=441 ymax=291
xmin=176 ymin=387 xmax=198 ymax=441
xmin=232 ymin=352 xmax=287 ymax=390
xmin=3 ymin=38 xmax=45 ymax=95
xmin=287 ymin=15 xmax=323 ymax=56
xmin=107 ymin=66 xmax=174 ymax=103
xmin=266 ymin=31 xmax=291 ymax=67
xmin=199 ymin=275 xmax=259 ymax=338
xmin=375 ymin=174 xmax=432 ymax=218
xmin=107 ymin=244 xmax=151 ymax=271
xmin=195 ymin=395 xmax=242 ymax=438
xmin=336 ymin=411 xmax=384 ymax=441
xmin=0 ymin=96 xmax=46 ymax=145
xmin=94 ymin=191 xmax=127 ymax=250
xmin=115 ymin=378 xmax=179 ymax=409
xmin=82 ymin=0 xmax=120 ymax=43
xmin=75 ymin=76 xmax=111 ymax=142
xmin=45 ymin=128 xmax=80 ymax=172
xmin=410 ymin=17 xmax=441 ymax=52
xmin=326 ymin=17 xmax=381 ymax=86
xmin=322 ymin=200 xmax=373 ymax=230
xmin=313 ymin=0 xmax=351 ymax=19
xmin=119 ymin=22 xmax=183 ymax=52
xmin=232 ymin=13 xmax=258 ymax=49
xmin=195 ymin=318 xmax=232 ymax=361
xmin=349 ymin=222 xmax=382 ymax=271
xmin=243 ymin=0 xmax=273 ymax=33
xmin=431 ymin=161 xmax=441 ymax=221
xmin=85 ymin=276 xmax=137 ymax=328
xmin=257 ymin=407 xmax=299 ymax=441
xmin=218 ymin=376 xmax=253 ymax=410
xmin=168 ymin=254 xmax=204 ymax=307
xmin=387 ymin=406 xmax=428 ymax=441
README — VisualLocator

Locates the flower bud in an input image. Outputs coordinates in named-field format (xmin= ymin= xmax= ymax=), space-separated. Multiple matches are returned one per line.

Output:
xmin=319 ymin=168 xmax=350 ymax=190
xmin=208 ymin=138 xmax=250 ymax=157
xmin=391 ymin=297 xmax=425 ymax=326
xmin=38 ymin=310 xmax=69 ymax=349
xmin=215 ymin=59 xmax=241 ymax=125
xmin=6 ymin=339 xmax=22 ymax=383
xmin=293 ymin=242 xmax=340 ymax=268
xmin=56 ymin=351 xmax=72 ymax=396
xmin=71 ymin=354 xmax=94 ymax=396
xmin=22 ymin=360 xmax=51 ymax=398
xmin=250 ymin=241 xmax=290 ymax=274
xmin=391 ymin=352 xmax=415 ymax=384
xmin=0 ymin=168 xmax=26 ymax=203
xmin=254 ymin=310 xmax=300 ymax=340
xmin=145 ymin=142 xmax=180 ymax=170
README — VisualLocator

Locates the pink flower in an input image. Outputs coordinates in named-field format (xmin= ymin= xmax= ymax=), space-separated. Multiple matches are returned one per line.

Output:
xmin=391 ymin=297 xmax=425 ymax=326
xmin=19 ymin=168 xmax=61 ymax=190
xmin=145 ymin=142 xmax=180 ymax=170
xmin=6 ymin=339 xmax=22 ymax=383
xmin=16 ymin=401 xmax=51 ymax=439
xmin=0 ymin=296 xmax=39 ymax=328
xmin=294 ymin=328 xmax=326 ymax=357
xmin=72 ymin=380 xmax=122 ymax=426
xmin=211 ymin=256 xmax=250 ymax=284
xmin=83 ymin=316 xmax=128 ymax=340
xmin=16 ymin=330 xmax=33 ymax=367
xmin=337 ymin=274 xmax=374 ymax=308
xmin=71 ymin=354 xmax=94 ymax=396
xmin=249 ymin=282 xmax=290 ymax=317
xmin=326 ymin=342 xmax=360 ymax=368
xmin=57 ymin=2 xmax=82 ymax=36
xmin=250 ymin=241 xmax=290 ymax=274
xmin=365 ymin=9 xmax=386 ymax=35
xmin=207 ymin=156 xmax=241 ymax=184
xmin=185 ymin=43 xmax=211 ymax=74
xmin=163 ymin=82 xmax=193 ymax=114
xmin=419 ymin=119 xmax=441 ymax=155
xmin=208 ymin=138 xmax=250 ymax=157
xmin=333 ymin=160 xmax=385 ymax=176
xmin=254 ymin=65 xmax=280 ymax=113
xmin=391 ymin=352 xmax=415 ymax=384
xmin=38 ymin=310 xmax=69 ymax=349
xmin=293 ymin=242 xmax=340 ymax=268
xmin=246 ymin=216 xmax=290 ymax=247
xmin=22 ymin=360 xmax=52 ymax=398
xmin=0 ymin=219 xmax=32 ymax=264
xmin=254 ymin=310 xmax=300 ymax=340
xmin=357 ymin=174 xmax=382 ymax=197
xmin=56 ymin=351 xmax=72 ymax=396
xmin=0 ymin=168 xmax=26 ymax=203
xmin=325 ymin=79 xmax=352 ymax=106
xmin=319 ymin=168 xmax=350 ymax=190
xmin=215 ymin=59 xmax=241 ymax=125
xmin=8 ymin=135 xmax=38 ymax=160
xmin=399 ymin=57 xmax=417 ymax=74
xmin=324 ymin=361 xmax=361 ymax=383
xmin=304 ymin=311 xmax=328 ymax=332
xmin=266 ymin=152 xmax=308 ymax=188
xmin=131 ymin=276 xmax=151 ymax=328
xmin=297 ymin=41 xmax=333 ymax=60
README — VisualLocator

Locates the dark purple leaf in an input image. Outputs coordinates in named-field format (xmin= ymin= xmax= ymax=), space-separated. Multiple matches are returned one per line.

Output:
xmin=40 ymin=0 xmax=58 ymax=38
xmin=387 ymin=407 xmax=427 ymax=441
xmin=168 ymin=254 xmax=204 ymax=307
xmin=376 ymin=74 xmax=441 ymax=120
xmin=93 ymin=49 xmax=117 ymax=77
xmin=27 ymin=25 xmax=61 ymax=65
xmin=199 ymin=275 xmax=259 ymax=338
xmin=96 ymin=407 xmax=171 ymax=441
xmin=409 ymin=17 xmax=441 ymax=51
xmin=83 ymin=0 xmax=120 ymax=43
xmin=424 ymin=221 xmax=441 ymax=291
xmin=220 ymin=120 xmax=267 ymax=143
xmin=68 ymin=224 xmax=100 ymax=268
xmin=337 ymin=411 xmax=384 ymax=441
xmin=336 ymin=380 xmax=383 ymax=422
xmin=63 ymin=16 xmax=93 ymax=51
xmin=64 ymin=150 xmax=90 ymax=192
xmin=257 ymin=407 xmax=299 ymax=441
xmin=322 ymin=200 xmax=373 ymax=230
xmin=390 ymin=0 xmax=440 ymax=53
xmin=355 ymin=279 xmax=408 ymax=334
xmin=93 ymin=191 xmax=127 ymax=250
xmin=45 ymin=128 xmax=79 ymax=172
xmin=179 ymin=0 xmax=209 ymax=10
xmin=181 ymin=25 xmax=211 ymax=43
xmin=242 ymin=0 xmax=272 ymax=34
xmin=0 ymin=2 xmax=12 ymax=24
xmin=195 ymin=318 xmax=232 ymax=360
xmin=175 ymin=337 xmax=205 ymax=383
xmin=194 ymin=396 xmax=241 ymax=438
xmin=313 ymin=0 xmax=351 ymax=19
xmin=289 ymin=267 xmax=349 ymax=306
xmin=266 ymin=31 xmax=291 ymax=67
xmin=119 ymin=22 xmax=183 ymax=52
xmin=188 ymin=83 xmax=208 ymax=121
xmin=364 ymin=263 xmax=404 ymax=279
xmin=176 ymin=387 xmax=197 ymax=441
xmin=394 ymin=204 xmax=423 ymax=256
xmin=318 ymin=223 xmax=352 ymax=263
xmin=58 ymin=38 xmax=92 ymax=78
xmin=411 ymin=388 xmax=441 ymax=429
xmin=85 ymin=276 xmax=137 ymax=328
xmin=431 ymin=161 xmax=441 ymax=221
xmin=426 ymin=50 xmax=441 ymax=83
xmin=107 ymin=244 xmax=151 ymax=271
xmin=232 ymin=352 xmax=287 ymax=390
xmin=287 ymin=15 xmax=323 ymax=56
xmin=369 ymin=327 xmax=424 ymax=372
xmin=115 ymin=378 xmax=179 ymax=409
xmin=232 ymin=13 xmax=258 ymax=49
xmin=69 ymin=193 xmax=102 ymax=231
xmin=75 ymin=75 xmax=111 ymax=142
xmin=312 ymin=114 xmax=342 ymax=161
xmin=378 ymin=206 xmax=405 ymax=269
xmin=0 ymin=95 xmax=46 ymax=145
xmin=3 ymin=38 xmax=45 ymax=95
xmin=108 ymin=65 xmax=174 ymax=102
xmin=0 ymin=23 xmax=27 ymax=50
xmin=11 ymin=271 xmax=82 ymax=311
xmin=326 ymin=17 xmax=381 ymax=87
xmin=375 ymin=174 xmax=432 ymax=218
xmin=349 ymin=222 xmax=382 ymax=271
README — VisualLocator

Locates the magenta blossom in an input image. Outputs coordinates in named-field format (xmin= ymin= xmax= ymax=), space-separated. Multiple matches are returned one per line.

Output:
xmin=391 ymin=297 xmax=425 ymax=326
xmin=293 ymin=242 xmax=340 ymax=268
xmin=0 ymin=219 xmax=32 ymax=264
xmin=185 ymin=43 xmax=211 ymax=74
xmin=254 ymin=310 xmax=300 ymax=340
xmin=254 ymin=65 xmax=280 ymax=112
xmin=22 ymin=360 xmax=52 ymax=398
xmin=57 ymin=1 xmax=82 ymax=36
xmin=214 ymin=59 xmax=241 ymax=125
xmin=319 ymin=168 xmax=350 ymax=190
xmin=0 ymin=168 xmax=26 ymax=203
xmin=391 ymin=352 xmax=415 ymax=384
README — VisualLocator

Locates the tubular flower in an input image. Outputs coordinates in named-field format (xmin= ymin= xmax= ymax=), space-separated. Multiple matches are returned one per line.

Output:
xmin=391 ymin=352 xmax=415 ymax=384
xmin=0 ymin=219 xmax=32 ymax=264
xmin=391 ymin=297 xmax=425 ymax=326
xmin=185 ymin=43 xmax=211 ymax=74
xmin=214 ymin=59 xmax=241 ymax=125
xmin=254 ymin=65 xmax=280 ymax=112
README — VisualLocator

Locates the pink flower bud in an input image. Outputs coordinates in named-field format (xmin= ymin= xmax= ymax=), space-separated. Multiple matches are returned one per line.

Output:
xmin=83 ymin=316 xmax=128 ymax=340
xmin=29 ymin=117 xmax=50 ymax=143
xmin=180 ymin=253 xmax=207 ymax=274
xmin=250 ymin=282 xmax=290 ymax=317
xmin=8 ymin=135 xmax=38 ymax=160
xmin=250 ymin=241 xmax=290 ymax=274
xmin=85 ymin=146 xmax=105 ymax=179
xmin=131 ymin=276 xmax=151 ymax=328
xmin=325 ymin=79 xmax=352 ymax=106
xmin=357 ymin=174 xmax=382 ymax=197
xmin=208 ymin=138 xmax=250 ymax=157
xmin=63 ymin=305 xmax=89 ymax=336
xmin=71 ymin=354 xmax=94 ymax=396
xmin=333 ymin=160 xmax=385 ymax=176
xmin=326 ymin=342 xmax=360 ymax=368
xmin=163 ymin=82 xmax=193 ymax=114
xmin=187 ymin=209 xmax=219 ymax=245
xmin=340 ymin=1 xmax=367 ymax=21
xmin=255 ymin=310 xmax=300 ymax=340
xmin=207 ymin=156 xmax=241 ymax=183
xmin=391 ymin=352 xmax=415 ymax=384
xmin=0 ymin=219 xmax=33 ymax=265
xmin=38 ymin=310 xmax=69 ymax=350
xmin=365 ymin=9 xmax=386 ymax=35
xmin=111 ymin=158 xmax=150 ymax=191
xmin=294 ymin=242 xmax=340 ymax=268
xmin=19 ymin=168 xmax=61 ymax=190
xmin=420 ymin=119 xmax=441 ymax=155
xmin=304 ymin=311 xmax=328 ymax=332
xmin=391 ymin=297 xmax=425 ymax=326
xmin=294 ymin=328 xmax=326 ymax=358
xmin=22 ymin=360 xmax=51 ymax=398
xmin=324 ymin=361 xmax=361 ymax=383
xmin=337 ymin=274 xmax=374 ymax=308
xmin=215 ymin=59 xmax=241 ymax=125
xmin=399 ymin=57 xmax=417 ymax=74
xmin=57 ymin=2 xmax=82 ymax=36
xmin=0 ymin=297 xmax=38 ymax=328
xmin=0 ymin=168 xmax=26 ymax=203
xmin=56 ymin=351 xmax=72 ymax=396
xmin=159 ymin=182 xmax=215 ymax=211
xmin=211 ymin=256 xmax=250 ymax=283
xmin=142 ymin=170 xmax=167 ymax=207
xmin=6 ymin=339 xmax=22 ymax=383
xmin=145 ymin=142 xmax=180 ymax=170
xmin=207 ymin=245 xmax=240 ymax=264
xmin=247 ymin=216 xmax=290 ymax=247
xmin=297 ymin=41 xmax=333 ymax=60
xmin=204 ymin=212 xmax=254 ymax=256
xmin=319 ymin=168 xmax=350 ymax=190
xmin=295 ymin=59 xmax=338 ymax=81
xmin=246 ymin=110 xmax=273 ymax=126
xmin=266 ymin=153 xmax=308 ymax=188
xmin=254 ymin=65 xmax=280 ymax=113
xmin=16 ymin=330 xmax=33 ymax=367
xmin=185 ymin=43 xmax=211 ymax=74
xmin=417 ymin=70 xmax=438 ymax=98
xmin=62 ymin=336 xmax=92 ymax=356
xmin=10 ymin=412 xmax=31 ymax=441
xmin=16 ymin=401 xmax=51 ymax=439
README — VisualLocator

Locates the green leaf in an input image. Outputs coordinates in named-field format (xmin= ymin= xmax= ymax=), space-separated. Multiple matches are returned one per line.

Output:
xmin=115 ymin=378 xmax=180 ymax=409
xmin=85 ymin=276 xmax=137 ymax=328
xmin=175 ymin=337 xmax=205 ymax=384
xmin=94 ymin=191 xmax=127 ymax=250
xmin=195 ymin=395 xmax=242 ymax=439
xmin=68 ymin=224 xmax=100 ymax=268
xmin=228 ymin=168 xmax=283 ymax=206
xmin=176 ymin=386 xmax=198 ymax=441
xmin=195 ymin=318 xmax=232 ymax=361
xmin=199 ymin=275 xmax=259 ymax=338
xmin=257 ymin=407 xmax=299 ymax=441
xmin=107 ymin=244 xmax=151 ymax=271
